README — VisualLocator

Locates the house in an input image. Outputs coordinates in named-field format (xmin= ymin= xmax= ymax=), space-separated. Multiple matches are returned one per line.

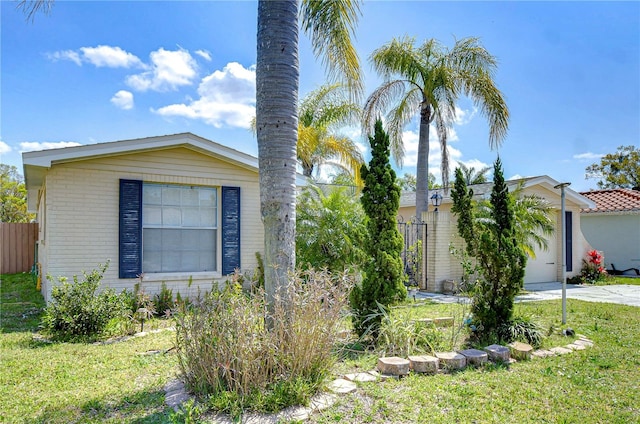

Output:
xmin=579 ymin=189 xmax=640 ymax=275
xmin=398 ymin=176 xmax=596 ymax=292
xmin=23 ymin=133 xmax=271 ymax=302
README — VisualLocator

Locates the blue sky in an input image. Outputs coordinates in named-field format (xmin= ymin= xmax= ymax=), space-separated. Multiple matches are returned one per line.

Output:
xmin=1 ymin=1 xmax=638 ymax=192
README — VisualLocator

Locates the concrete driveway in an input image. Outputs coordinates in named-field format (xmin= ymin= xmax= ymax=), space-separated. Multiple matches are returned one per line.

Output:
xmin=520 ymin=282 xmax=640 ymax=307
xmin=415 ymin=282 xmax=640 ymax=307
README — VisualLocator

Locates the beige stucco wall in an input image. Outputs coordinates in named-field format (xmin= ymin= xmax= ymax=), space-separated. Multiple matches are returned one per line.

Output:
xmin=581 ymin=213 xmax=640 ymax=271
xmin=36 ymin=147 xmax=263 ymax=302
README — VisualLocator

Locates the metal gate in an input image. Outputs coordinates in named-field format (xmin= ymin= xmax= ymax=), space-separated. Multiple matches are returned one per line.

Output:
xmin=397 ymin=217 xmax=426 ymax=287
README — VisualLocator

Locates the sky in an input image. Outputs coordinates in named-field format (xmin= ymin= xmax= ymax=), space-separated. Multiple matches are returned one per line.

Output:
xmin=1 ymin=1 xmax=638 ymax=193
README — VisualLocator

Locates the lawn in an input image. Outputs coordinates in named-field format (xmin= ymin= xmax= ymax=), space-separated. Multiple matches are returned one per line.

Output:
xmin=0 ymin=273 xmax=179 ymax=423
xmin=1 ymin=272 xmax=638 ymax=423
xmin=312 ymin=299 xmax=640 ymax=423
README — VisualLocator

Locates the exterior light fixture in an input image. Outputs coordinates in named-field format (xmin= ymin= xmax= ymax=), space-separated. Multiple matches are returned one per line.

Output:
xmin=430 ymin=192 xmax=443 ymax=211
xmin=554 ymin=182 xmax=571 ymax=325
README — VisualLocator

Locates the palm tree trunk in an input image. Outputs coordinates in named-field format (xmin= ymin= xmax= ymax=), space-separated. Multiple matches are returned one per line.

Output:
xmin=256 ymin=0 xmax=299 ymax=305
xmin=415 ymin=102 xmax=432 ymax=220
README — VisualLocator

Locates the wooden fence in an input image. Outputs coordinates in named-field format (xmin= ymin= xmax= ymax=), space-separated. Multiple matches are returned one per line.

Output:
xmin=1 ymin=223 xmax=38 ymax=274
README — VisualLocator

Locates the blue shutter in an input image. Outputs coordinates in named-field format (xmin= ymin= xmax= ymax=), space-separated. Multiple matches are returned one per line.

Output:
xmin=119 ymin=179 xmax=142 ymax=278
xmin=565 ymin=211 xmax=573 ymax=272
xmin=221 ymin=186 xmax=241 ymax=275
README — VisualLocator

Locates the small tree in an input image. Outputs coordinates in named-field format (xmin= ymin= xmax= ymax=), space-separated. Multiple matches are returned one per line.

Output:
xmin=350 ymin=120 xmax=407 ymax=339
xmin=586 ymin=145 xmax=640 ymax=190
xmin=1 ymin=164 xmax=35 ymax=223
xmin=451 ymin=158 xmax=526 ymax=337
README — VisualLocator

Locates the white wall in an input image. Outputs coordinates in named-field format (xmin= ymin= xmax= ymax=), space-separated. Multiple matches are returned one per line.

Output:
xmin=581 ymin=213 xmax=640 ymax=271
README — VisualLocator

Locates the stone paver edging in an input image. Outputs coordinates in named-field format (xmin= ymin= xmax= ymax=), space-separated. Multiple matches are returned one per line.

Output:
xmin=164 ymin=335 xmax=595 ymax=422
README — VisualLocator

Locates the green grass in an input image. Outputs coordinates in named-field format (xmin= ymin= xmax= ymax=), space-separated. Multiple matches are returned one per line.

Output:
xmin=1 ymin=272 xmax=46 ymax=332
xmin=598 ymin=275 xmax=640 ymax=286
xmin=0 ymin=273 xmax=179 ymax=423
xmin=1 ymin=273 xmax=639 ymax=423
xmin=311 ymin=299 xmax=640 ymax=423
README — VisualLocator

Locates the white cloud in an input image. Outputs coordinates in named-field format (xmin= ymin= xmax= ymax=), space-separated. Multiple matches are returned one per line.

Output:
xmin=400 ymin=128 xmax=461 ymax=176
xmin=195 ymin=50 xmax=212 ymax=61
xmin=47 ymin=45 xmax=144 ymax=68
xmin=20 ymin=141 xmax=82 ymax=152
xmin=154 ymin=62 xmax=256 ymax=128
xmin=455 ymin=158 xmax=491 ymax=173
xmin=80 ymin=45 xmax=145 ymax=68
xmin=0 ymin=141 xmax=12 ymax=154
xmin=110 ymin=90 xmax=134 ymax=110
xmin=573 ymin=152 xmax=604 ymax=161
xmin=126 ymin=48 xmax=198 ymax=92
xmin=46 ymin=50 xmax=82 ymax=66
xmin=454 ymin=105 xmax=477 ymax=126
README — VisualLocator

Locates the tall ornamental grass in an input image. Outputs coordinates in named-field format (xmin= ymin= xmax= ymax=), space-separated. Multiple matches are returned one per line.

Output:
xmin=174 ymin=270 xmax=352 ymax=415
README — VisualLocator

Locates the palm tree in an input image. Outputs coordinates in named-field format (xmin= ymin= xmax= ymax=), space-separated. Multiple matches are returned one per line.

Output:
xmin=256 ymin=0 xmax=363 ymax=303
xmin=459 ymin=163 xmax=491 ymax=185
xmin=298 ymin=83 xmax=363 ymax=183
xmin=363 ymin=36 xmax=509 ymax=220
xmin=474 ymin=182 xmax=554 ymax=259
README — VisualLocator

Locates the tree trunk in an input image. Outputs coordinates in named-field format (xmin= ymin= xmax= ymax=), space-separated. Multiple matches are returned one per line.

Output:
xmin=415 ymin=101 xmax=431 ymax=220
xmin=256 ymin=0 xmax=299 ymax=305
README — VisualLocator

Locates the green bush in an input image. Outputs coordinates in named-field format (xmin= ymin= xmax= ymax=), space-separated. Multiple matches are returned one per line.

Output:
xmin=175 ymin=269 xmax=352 ymax=418
xmin=153 ymin=282 xmax=175 ymax=317
xmin=41 ymin=262 xmax=130 ymax=341
xmin=497 ymin=315 xmax=544 ymax=348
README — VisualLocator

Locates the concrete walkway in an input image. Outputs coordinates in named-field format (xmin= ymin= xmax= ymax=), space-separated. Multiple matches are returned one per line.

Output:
xmin=414 ymin=282 xmax=640 ymax=307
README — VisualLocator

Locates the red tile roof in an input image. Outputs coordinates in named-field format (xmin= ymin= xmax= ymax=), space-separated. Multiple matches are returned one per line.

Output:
xmin=580 ymin=189 xmax=640 ymax=213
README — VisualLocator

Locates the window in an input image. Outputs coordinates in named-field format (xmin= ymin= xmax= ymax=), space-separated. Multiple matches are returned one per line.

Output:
xmin=119 ymin=179 xmax=240 ymax=279
xmin=142 ymin=183 xmax=217 ymax=273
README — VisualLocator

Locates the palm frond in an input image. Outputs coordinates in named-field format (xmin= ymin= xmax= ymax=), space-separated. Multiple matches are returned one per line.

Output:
xmin=385 ymin=87 xmax=423 ymax=165
xmin=301 ymin=0 xmax=364 ymax=99
xmin=17 ymin=0 xmax=53 ymax=22
xmin=434 ymin=111 xmax=450 ymax=190
xmin=362 ymin=80 xmax=409 ymax=137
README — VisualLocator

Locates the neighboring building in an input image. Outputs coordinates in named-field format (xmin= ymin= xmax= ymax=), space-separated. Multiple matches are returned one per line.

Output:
xmin=579 ymin=189 xmax=640 ymax=274
xmin=23 ymin=133 xmax=270 ymax=302
xmin=398 ymin=176 xmax=596 ymax=291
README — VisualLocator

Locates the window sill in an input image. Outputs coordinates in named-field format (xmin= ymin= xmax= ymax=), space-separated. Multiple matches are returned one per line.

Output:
xmin=141 ymin=271 xmax=222 ymax=282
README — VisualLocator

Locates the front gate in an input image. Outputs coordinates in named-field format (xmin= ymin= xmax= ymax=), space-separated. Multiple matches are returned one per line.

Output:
xmin=397 ymin=217 xmax=426 ymax=287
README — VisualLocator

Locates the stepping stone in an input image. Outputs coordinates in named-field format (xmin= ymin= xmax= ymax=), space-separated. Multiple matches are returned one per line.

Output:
xmin=573 ymin=339 xmax=594 ymax=348
xmin=165 ymin=391 xmax=190 ymax=410
xmin=566 ymin=343 xmax=586 ymax=351
xmin=458 ymin=349 xmax=488 ymax=366
xmin=278 ymin=407 xmax=311 ymax=422
xmin=164 ymin=380 xmax=190 ymax=411
xmin=436 ymin=352 xmax=466 ymax=370
xmin=532 ymin=349 xmax=555 ymax=359
xmin=408 ymin=355 xmax=439 ymax=373
xmin=509 ymin=341 xmax=533 ymax=360
xmin=344 ymin=372 xmax=378 ymax=382
xmin=309 ymin=393 xmax=337 ymax=411
xmin=484 ymin=344 xmax=511 ymax=362
xmin=327 ymin=378 xmax=357 ymax=394
xmin=377 ymin=356 xmax=410 ymax=376
xmin=164 ymin=379 xmax=185 ymax=394
xmin=434 ymin=317 xmax=454 ymax=327
xmin=549 ymin=346 xmax=572 ymax=355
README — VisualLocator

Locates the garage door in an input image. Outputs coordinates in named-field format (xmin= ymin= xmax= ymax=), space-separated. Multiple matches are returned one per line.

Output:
xmin=524 ymin=231 xmax=558 ymax=284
